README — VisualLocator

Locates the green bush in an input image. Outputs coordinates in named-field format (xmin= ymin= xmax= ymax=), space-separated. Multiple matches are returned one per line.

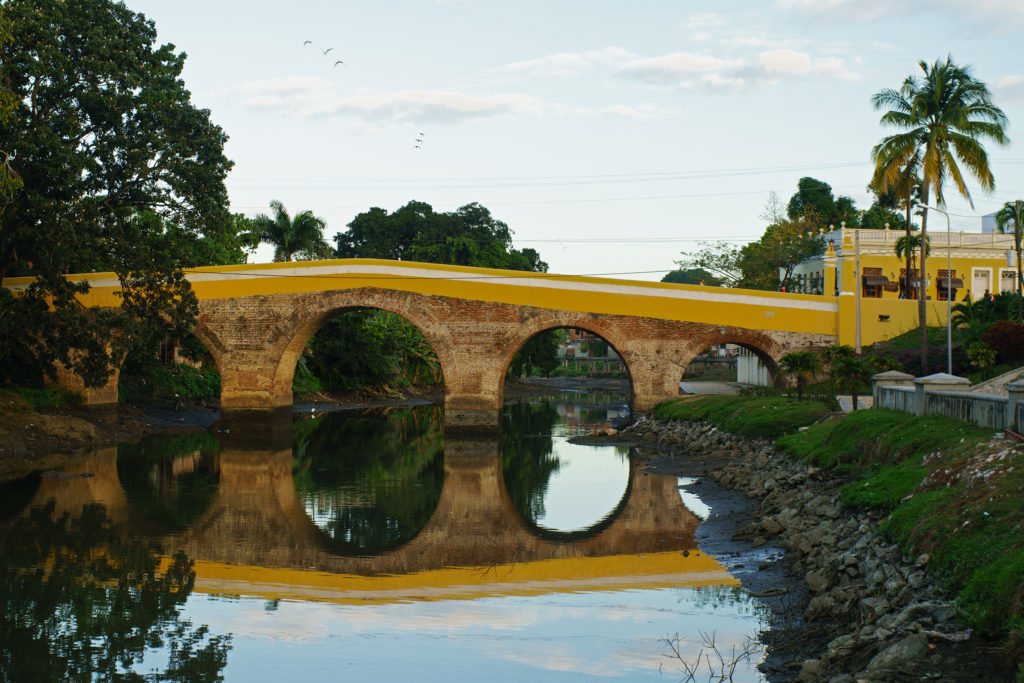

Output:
xmin=119 ymin=362 xmax=220 ymax=401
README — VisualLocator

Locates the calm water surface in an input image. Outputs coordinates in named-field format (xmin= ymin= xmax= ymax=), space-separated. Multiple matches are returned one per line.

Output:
xmin=0 ymin=389 xmax=768 ymax=681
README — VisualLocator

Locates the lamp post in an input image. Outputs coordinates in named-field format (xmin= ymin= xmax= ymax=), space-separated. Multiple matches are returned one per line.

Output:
xmin=916 ymin=203 xmax=952 ymax=375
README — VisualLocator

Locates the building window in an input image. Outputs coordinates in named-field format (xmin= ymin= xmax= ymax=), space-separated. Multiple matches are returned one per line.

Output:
xmin=861 ymin=267 xmax=886 ymax=298
xmin=1000 ymin=269 xmax=1016 ymax=294
xmin=937 ymin=269 xmax=962 ymax=302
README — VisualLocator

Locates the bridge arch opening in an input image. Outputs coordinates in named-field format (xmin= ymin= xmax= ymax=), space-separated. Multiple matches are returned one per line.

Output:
xmin=277 ymin=304 xmax=447 ymax=404
xmin=503 ymin=325 xmax=632 ymax=406
xmin=677 ymin=333 xmax=781 ymax=393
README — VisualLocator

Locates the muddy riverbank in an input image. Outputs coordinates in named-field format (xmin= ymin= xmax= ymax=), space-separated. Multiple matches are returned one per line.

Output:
xmin=615 ymin=416 xmax=1019 ymax=682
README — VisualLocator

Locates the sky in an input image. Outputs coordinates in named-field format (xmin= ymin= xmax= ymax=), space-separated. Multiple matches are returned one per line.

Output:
xmin=126 ymin=0 xmax=1024 ymax=281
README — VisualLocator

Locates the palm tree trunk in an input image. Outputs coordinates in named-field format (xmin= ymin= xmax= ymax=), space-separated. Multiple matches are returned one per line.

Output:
xmin=905 ymin=199 xmax=913 ymax=300
xmin=919 ymin=188 xmax=929 ymax=374
xmin=1015 ymin=202 xmax=1023 ymax=325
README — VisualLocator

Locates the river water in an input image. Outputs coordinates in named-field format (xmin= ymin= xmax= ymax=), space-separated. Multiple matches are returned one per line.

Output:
xmin=0 ymin=388 xmax=769 ymax=681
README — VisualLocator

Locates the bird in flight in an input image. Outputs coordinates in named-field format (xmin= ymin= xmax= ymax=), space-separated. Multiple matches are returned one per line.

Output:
xmin=323 ymin=48 xmax=334 ymax=55
xmin=303 ymin=40 xmax=312 ymax=46
xmin=334 ymin=60 xmax=344 ymax=67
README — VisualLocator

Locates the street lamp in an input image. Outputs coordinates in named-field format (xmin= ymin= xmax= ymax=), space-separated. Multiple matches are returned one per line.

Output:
xmin=915 ymin=203 xmax=952 ymax=375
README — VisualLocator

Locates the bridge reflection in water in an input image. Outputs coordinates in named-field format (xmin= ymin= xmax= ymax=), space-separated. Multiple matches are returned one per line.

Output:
xmin=15 ymin=431 xmax=736 ymax=607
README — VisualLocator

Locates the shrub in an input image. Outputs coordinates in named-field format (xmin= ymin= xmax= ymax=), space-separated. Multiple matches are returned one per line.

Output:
xmin=981 ymin=320 xmax=1024 ymax=365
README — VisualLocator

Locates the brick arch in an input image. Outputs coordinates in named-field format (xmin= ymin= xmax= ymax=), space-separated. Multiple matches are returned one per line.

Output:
xmin=267 ymin=288 xmax=455 ymax=402
xmin=498 ymin=311 xmax=635 ymax=404
xmin=190 ymin=322 xmax=228 ymax=382
xmin=675 ymin=326 xmax=785 ymax=384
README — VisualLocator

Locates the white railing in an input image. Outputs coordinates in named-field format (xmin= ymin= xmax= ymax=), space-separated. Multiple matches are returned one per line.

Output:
xmin=873 ymin=376 xmax=1024 ymax=431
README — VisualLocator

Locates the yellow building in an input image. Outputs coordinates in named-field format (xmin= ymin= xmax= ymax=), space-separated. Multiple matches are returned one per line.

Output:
xmin=790 ymin=226 xmax=1017 ymax=303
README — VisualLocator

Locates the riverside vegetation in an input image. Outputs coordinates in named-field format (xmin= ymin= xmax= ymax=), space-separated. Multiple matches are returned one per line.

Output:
xmin=639 ymin=396 xmax=1023 ymax=681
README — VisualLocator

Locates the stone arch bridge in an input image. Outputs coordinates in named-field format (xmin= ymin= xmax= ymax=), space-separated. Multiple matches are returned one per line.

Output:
xmin=18 ymin=259 xmax=840 ymax=428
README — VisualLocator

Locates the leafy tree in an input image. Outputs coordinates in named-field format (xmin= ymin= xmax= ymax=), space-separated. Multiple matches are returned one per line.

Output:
xmin=786 ymin=177 xmax=861 ymax=230
xmin=994 ymin=199 xmax=1023 ymax=323
xmin=860 ymin=184 xmax=910 ymax=231
xmin=305 ymin=309 xmax=440 ymax=392
xmin=252 ymin=200 xmax=330 ymax=262
xmin=0 ymin=0 xmax=237 ymax=388
xmin=778 ymin=350 xmax=821 ymax=402
xmin=872 ymin=57 xmax=1009 ymax=372
xmin=335 ymin=200 xmax=546 ymax=271
xmin=507 ymin=331 xmax=560 ymax=379
xmin=660 ymin=268 xmax=719 ymax=285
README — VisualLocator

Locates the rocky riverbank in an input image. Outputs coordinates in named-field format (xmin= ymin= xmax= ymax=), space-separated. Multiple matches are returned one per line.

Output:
xmin=624 ymin=416 xmax=1018 ymax=682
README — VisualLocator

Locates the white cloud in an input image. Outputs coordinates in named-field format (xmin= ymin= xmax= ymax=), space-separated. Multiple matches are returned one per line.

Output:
xmin=616 ymin=52 xmax=745 ymax=86
xmin=235 ymin=81 xmax=546 ymax=124
xmin=493 ymin=47 xmax=635 ymax=77
xmin=323 ymin=90 xmax=545 ymax=124
xmin=615 ymin=49 xmax=857 ymax=90
xmin=760 ymin=50 xmax=858 ymax=80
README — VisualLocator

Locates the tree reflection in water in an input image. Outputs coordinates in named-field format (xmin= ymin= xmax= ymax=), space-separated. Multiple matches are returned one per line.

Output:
xmin=0 ymin=501 xmax=231 ymax=681
xmin=291 ymin=405 xmax=444 ymax=555
xmin=501 ymin=400 xmax=561 ymax=523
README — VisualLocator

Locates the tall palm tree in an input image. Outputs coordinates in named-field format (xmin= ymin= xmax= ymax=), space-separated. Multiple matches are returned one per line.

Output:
xmin=871 ymin=57 xmax=1009 ymax=373
xmin=832 ymin=354 xmax=877 ymax=411
xmin=252 ymin=200 xmax=331 ymax=262
xmin=994 ymin=199 xmax=1023 ymax=323
xmin=778 ymin=350 xmax=821 ymax=402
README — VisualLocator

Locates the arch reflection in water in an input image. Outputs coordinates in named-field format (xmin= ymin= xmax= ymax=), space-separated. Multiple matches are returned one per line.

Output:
xmin=502 ymin=395 xmax=631 ymax=535
xmin=291 ymin=405 xmax=444 ymax=555
xmin=117 ymin=432 xmax=221 ymax=529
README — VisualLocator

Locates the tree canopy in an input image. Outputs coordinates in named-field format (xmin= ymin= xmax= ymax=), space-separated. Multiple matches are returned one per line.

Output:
xmin=0 ymin=0 xmax=240 ymax=387
xmin=787 ymin=177 xmax=860 ymax=230
xmin=660 ymin=268 xmax=720 ymax=285
xmin=334 ymin=201 xmax=547 ymax=271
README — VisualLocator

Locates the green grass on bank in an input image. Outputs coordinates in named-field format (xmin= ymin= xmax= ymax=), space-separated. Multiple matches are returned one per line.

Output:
xmin=652 ymin=395 xmax=831 ymax=439
xmin=778 ymin=408 xmax=1024 ymax=648
xmin=655 ymin=395 xmax=1024 ymax=655
xmin=0 ymin=387 xmax=84 ymax=410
